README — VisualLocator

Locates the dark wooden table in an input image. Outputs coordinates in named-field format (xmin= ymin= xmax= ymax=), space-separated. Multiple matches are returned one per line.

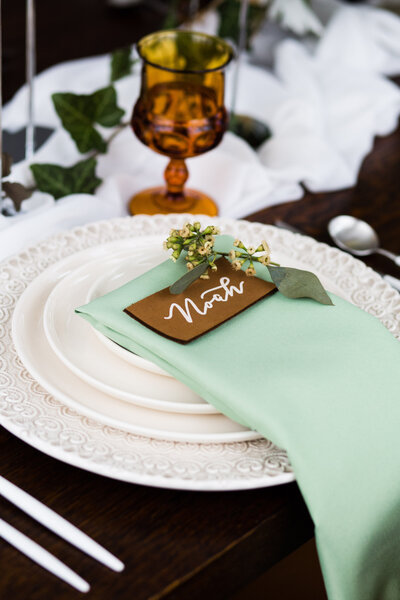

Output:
xmin=1 ymin=2 xmax=400 ymax=599
xmin=2 ymin=121 xmax=399 ymax=600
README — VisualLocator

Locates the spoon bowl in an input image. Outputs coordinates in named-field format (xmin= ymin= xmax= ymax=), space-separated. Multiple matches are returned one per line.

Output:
xmin=328 ymin=215 xmax=400 ymax=266
xmin=328 ymin=215 xmax=379 ymax=256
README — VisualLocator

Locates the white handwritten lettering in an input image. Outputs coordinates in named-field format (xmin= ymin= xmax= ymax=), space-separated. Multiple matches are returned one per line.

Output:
xmin=164 ymin=277 xmax=245 ymax=324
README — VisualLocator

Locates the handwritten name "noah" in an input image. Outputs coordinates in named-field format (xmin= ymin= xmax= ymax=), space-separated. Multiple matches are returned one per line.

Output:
xmin=164 ymin=276 xmax=245 ymax=324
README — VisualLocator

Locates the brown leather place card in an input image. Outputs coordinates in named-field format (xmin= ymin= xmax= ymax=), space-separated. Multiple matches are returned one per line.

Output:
xmin=124 ymin=257 xmax=277 ymax=344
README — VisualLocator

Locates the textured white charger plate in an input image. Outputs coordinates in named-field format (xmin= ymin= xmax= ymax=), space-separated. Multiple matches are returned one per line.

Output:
xmin=2 ymin=215 xmax=400 ymax=491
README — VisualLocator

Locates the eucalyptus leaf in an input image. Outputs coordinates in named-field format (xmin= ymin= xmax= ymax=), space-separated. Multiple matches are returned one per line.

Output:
xmin=2 ymin=181 xmax=33 ymax=211
xmin=52 ymin=86 xmax=125 ymax=153
xmin=1 ymin=152 xmax=13 ymax=178
xmin=110 ymin=48 xmax=136 ymax=82
xmin=267 ymin=266 xmax=333 ymax=305
xmin=170 ymin=262 xmax=209 ymax=295
xmin=30 ymin=157 xmax=102 ymax=200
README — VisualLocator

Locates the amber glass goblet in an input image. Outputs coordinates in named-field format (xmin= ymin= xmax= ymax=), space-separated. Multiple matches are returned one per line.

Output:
xmin=130 ymin=30 xmax=234 ymax=216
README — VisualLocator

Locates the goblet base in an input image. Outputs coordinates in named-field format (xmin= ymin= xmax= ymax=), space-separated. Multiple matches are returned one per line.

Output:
xmin=129 ymin=187 xmax=218 ymax=216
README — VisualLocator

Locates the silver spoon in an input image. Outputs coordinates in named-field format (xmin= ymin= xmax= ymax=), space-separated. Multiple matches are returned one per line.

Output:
xmin=275 ymin=219 xmax=400 ymax=292
xmin=328 ymin=215 xmax=400 ymax=266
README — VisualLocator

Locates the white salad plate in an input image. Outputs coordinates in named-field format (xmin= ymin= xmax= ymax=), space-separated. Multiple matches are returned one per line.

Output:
xmin=85 ymin=260 xmax=171 ymax=378
xmin=12 ymin=237 xmax=257 ymax=442
xmin=2 ymin=215 xmax=399 ymax=491
xmin=43 ymin=244 xmax=218 ymax=414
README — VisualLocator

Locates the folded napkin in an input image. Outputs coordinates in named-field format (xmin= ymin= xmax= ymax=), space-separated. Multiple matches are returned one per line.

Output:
xmin=77 ymin=235 xmax=400 ymax=600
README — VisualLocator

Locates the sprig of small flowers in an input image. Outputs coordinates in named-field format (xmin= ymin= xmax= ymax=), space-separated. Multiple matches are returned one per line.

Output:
xmin=164 ymin=222 xmax=278 ymax=280
xmin=228 ymin=239 xmax=274 ymax=276
xmin=165 ymin=221 xmax=333 ymax=304
xmin=164 ymin=222 xmax=220 ymax=279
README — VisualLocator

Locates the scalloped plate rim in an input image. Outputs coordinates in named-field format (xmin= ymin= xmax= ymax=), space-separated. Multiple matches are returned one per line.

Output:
xmin=1 ymin=214 xmax=399 ymax=491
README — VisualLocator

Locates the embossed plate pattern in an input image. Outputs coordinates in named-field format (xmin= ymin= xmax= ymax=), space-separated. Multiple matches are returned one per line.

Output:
xmin=1 ymin=215 xmax=399 ymax=490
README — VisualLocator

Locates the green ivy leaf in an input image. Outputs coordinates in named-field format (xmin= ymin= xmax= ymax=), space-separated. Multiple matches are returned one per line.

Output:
xmin=267 ymin=266 xmax=333 ymax=305
xmin=169 ymin=262 xmax=209 ymax=295
xmin=52 ymin=86 xmax=125 ymax=153
xmin=217 ymin=0 xmax=266 ymax=47
xmin=229 ymin=114 xmax=271 ymax=150
xmin=2 ymin=181 xmax=33 ymax=211
xmin=30 ymin=157 xmax=102 ymax=200
xmin=110 ymin=48 xmax=136 ymax=82
xmin=163 ymin=0 xmax=180 ymax=29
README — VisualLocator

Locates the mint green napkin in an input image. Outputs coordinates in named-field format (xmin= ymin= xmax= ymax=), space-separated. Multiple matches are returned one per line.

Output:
xmin=77 ymin=235 xmax=400 ymax=600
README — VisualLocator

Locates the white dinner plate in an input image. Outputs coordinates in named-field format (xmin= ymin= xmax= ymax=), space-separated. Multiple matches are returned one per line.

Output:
xmin=3 ymin=215 xmax=399 ymax=490
xmin=12 ymin=237 xmax=259 ymax=442
xmin=43 ymin=245 xmax=219 ymax=414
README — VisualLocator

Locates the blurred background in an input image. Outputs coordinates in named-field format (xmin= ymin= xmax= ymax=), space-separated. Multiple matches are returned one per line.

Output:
xmin=2 ymin=0 xmax=204 ymax=103
xmin=5 ymin=0 xmax=399 ymax=103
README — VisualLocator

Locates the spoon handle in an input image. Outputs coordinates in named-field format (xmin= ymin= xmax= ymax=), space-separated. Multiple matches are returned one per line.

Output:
xmin=375 ymin=248 xmax=400 ymax=265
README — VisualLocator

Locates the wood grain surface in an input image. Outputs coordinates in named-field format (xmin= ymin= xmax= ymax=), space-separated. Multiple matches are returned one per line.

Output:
xmin=1 ymin=2 xmax=400 ymax=598
xmin=0 ymin=428 xmax=313 ymax=599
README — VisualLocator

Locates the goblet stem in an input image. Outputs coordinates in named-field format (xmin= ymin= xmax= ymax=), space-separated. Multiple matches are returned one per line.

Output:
xmin=165 ymin=158 xmax=188 ymax=196
xmin=129 ymin=155 xmax=217 ymax=215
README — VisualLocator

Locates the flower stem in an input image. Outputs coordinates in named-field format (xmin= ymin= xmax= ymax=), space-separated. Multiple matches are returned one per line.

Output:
xmin=218 ymin=251 xmax=280 ymax=267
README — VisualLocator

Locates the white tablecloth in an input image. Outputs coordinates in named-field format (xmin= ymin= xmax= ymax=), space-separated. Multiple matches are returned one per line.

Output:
xmin=2 ymin=2 xmax=400 ymax=262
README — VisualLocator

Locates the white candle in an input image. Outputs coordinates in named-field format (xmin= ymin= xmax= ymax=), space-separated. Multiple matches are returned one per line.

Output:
xmin=230 ymin=0 xmax=249 ymax=117
xmin=25 ymin=0 xmax=36 ymax=160
xmin=189 ymin=0 xmax=200 ymax=19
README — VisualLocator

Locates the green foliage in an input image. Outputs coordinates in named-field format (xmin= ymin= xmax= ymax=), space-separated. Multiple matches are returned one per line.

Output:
xmin=110 ymin=47 xmax=136 ymax=82
xmin=217 ymin=0 xmax=267 ymax=47
xmin=267 ymin=266 xmax=334 ymax=305
xmin=30 ymin=157 xmax=102 ymax=200
xmin=163 ymin=0 xmax=181 ymax=29
xmin=169 ymin=262 xmax=209 ymax=295
xmin=165 ymin=223 xmax=332 ymax=305
xmin=52 ymin=86 xmax=125 ymax=153
xmin=229 ymin=114 xmax=271 ymax=149
xmin=5 ymin=50 xmax=136 ymax=210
